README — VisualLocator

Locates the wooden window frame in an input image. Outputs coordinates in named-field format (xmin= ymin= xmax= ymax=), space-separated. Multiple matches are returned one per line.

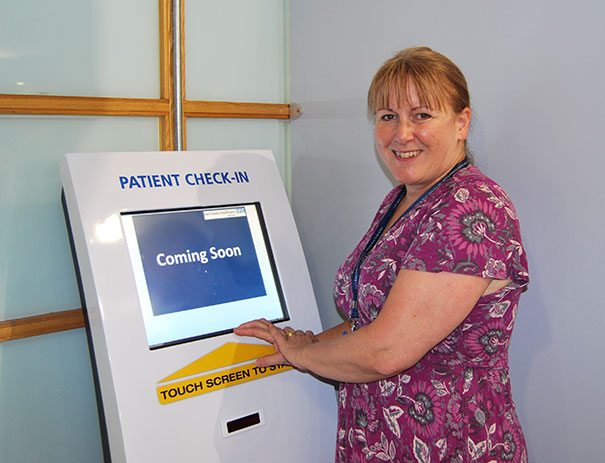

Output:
xmin=0 ymin=0 xmax=291 ymax=342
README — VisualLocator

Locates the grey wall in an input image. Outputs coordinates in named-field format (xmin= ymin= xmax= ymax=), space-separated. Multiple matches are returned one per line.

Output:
xmin=290 ymin=0 xmax=605 ymax=461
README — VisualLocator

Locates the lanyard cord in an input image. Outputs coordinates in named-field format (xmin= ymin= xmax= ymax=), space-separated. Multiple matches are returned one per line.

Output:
xmin=350 ymin=157 xmax=470 ymax=320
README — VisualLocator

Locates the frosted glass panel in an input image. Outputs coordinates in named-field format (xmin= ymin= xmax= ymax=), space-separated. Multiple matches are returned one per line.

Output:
xmin=0 ymin=330 xmax=103 ymax=463
xmin=186 ymin=118 xmax=290 ymax=186
xmin=0 ymin=0 xmax=158 ymax=97
xmin=0 ymin=116 xmax=158 ymax=319
xmin=185 ymin=0 xmax=287 ymax=103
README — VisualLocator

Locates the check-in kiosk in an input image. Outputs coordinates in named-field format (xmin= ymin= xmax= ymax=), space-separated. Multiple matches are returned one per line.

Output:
xmin=60 ymin=150 xmax=336 ymax=462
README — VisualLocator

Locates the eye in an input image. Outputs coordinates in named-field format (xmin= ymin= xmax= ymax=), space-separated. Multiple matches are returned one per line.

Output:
xmin=415 ymin=112 xmax=432 ymax=121
xmin=377 ymin=112 xmax=397 ymax=122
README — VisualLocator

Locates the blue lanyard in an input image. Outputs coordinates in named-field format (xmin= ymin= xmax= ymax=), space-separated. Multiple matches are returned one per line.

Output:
xmin=350 ymin=157 xmax=470 ymax=319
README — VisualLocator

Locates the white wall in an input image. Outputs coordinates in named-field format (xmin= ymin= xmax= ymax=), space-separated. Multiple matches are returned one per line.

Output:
xmin=290 ymin=1 xmax=605 ymax=461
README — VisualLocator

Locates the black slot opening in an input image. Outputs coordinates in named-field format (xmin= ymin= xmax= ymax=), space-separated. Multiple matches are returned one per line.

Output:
xmin=226 ymin=412 xmax=261 ymax=434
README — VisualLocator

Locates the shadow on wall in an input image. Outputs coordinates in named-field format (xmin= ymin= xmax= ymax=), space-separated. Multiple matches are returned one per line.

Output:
xmin=507 ymin=243 xmax=550 ymax=451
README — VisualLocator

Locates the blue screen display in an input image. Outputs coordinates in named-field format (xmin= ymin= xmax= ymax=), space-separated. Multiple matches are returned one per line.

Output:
xmin=132 ymin=208 xmax=266 ymax=316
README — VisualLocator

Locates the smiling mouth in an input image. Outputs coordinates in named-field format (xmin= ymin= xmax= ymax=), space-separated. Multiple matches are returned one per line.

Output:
xmin=393 ymin=150 xmax=422 ymax=159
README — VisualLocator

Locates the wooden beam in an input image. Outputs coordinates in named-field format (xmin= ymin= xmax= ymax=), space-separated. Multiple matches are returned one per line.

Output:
xmin=184 ymin=100 xmax=290 ymax=119
xmin=0 ymin=310 xmax=85 ymax=343
xmin=0 ymin=94 xmax=291 ymax=120
xmin=159 ymin=0 xmax=175 ymax=150
xmin=0 ymin=94 xmax=170 ymax=117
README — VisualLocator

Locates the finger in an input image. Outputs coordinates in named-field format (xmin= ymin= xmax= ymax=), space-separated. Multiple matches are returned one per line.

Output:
xmin=234 ymin=318 xmax=271 ymax=331
xmin=256 ymin=352 xmax=289 ymax=368
xmin=233 ymin=327 xmax=273 ymax=342
xmin=267 ymin=323 xmax=290 ymax=347
xmin=234 ymin=319 xmax=275 ymax=343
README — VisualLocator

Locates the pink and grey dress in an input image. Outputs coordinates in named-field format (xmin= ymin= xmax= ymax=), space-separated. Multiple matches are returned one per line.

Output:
xmin=333 ymin=164 xmax=529 ymax=463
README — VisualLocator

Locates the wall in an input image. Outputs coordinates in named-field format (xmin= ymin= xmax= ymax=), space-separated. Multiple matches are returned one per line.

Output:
xmin=290 ymin=0 xmax=605 ymax=461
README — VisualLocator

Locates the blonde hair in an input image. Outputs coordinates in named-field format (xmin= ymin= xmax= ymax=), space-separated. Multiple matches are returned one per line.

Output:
xmin=367 ymin=47 xmax=470 ymax=117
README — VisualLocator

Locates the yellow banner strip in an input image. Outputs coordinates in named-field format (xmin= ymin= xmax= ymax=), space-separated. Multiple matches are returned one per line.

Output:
xmin=157 ymin=362 xmax=292 ymax=404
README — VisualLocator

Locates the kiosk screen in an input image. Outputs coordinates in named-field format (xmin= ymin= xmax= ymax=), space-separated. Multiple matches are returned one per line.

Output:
xmin=121 ymin=203 xmax=288 ymax=349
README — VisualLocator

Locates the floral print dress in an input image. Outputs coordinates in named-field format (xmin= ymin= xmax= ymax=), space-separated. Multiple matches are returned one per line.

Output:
xmin=334 ymin=165 xmax=529 ymax=463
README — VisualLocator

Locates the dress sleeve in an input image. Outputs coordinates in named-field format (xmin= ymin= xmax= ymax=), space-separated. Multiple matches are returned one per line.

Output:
xmin=399 ymin=180 xmax=529 ymax=285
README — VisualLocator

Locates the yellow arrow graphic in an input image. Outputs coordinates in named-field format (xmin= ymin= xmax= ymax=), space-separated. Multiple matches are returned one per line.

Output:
xmin=159 ymin=342 xmax=276 ymax=383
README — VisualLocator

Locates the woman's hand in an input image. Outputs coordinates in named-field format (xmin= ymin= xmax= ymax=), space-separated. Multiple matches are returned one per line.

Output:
xmin=234 ymin=319 xmax=318 ymax=370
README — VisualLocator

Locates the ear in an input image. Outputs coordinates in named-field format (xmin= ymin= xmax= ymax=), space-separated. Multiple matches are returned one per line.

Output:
xmin=456 ymin=107 xmax=471 ymax=141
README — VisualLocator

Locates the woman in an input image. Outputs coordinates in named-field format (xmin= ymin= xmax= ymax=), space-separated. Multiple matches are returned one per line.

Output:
xmin=235 ymin=47 xmax=528 ymax=463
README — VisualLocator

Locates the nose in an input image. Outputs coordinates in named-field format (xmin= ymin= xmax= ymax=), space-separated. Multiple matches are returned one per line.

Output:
xmin=394 ymin=120 xmax=414 ymax=144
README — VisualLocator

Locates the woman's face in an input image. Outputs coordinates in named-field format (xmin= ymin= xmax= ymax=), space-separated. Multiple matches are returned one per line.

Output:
xmin=374 ymin=82 xmax=470 ymax=198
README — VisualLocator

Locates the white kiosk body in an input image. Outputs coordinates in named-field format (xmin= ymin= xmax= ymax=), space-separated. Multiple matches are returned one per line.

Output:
xmin=60 ymin=150 xmax=337 ymax=463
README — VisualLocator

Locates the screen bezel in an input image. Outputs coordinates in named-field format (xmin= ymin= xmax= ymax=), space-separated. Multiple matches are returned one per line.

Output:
xmin=121 ymin=202 xmax=289 ymax=350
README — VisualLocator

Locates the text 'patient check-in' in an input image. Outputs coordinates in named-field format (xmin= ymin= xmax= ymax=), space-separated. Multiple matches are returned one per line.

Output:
xmin=60 ymin=150 xmax=336 ymax=463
